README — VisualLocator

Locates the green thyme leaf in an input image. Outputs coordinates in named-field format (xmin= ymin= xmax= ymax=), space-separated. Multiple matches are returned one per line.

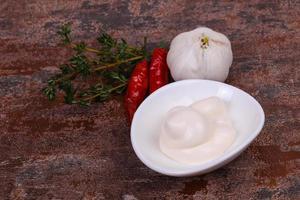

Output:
xmin=97 ymin=32 xmax=116 ymax=49
xmin=57 ymin=23 xmax=72 ymax=45
xmin=69 ymin=55 xmax=90 ymax=76
xmin=73 ymin=42 xmax=87 ymax=54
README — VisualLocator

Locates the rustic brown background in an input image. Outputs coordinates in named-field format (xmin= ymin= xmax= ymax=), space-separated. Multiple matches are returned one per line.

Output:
xmin=0 ymin=0 xmax=299 ymax=199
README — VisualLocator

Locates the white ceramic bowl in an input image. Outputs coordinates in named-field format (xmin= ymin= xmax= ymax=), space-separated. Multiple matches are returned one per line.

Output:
xmin=131 ymin=80 xmax=265 ymax=177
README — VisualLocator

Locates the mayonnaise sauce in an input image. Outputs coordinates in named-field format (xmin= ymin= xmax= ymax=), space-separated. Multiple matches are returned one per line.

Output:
xmin=159 ymin=97 xmax=236 ymax=165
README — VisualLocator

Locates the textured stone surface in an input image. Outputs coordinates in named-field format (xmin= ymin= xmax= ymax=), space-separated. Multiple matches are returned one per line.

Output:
xmin=0 ymin=0 xmax=300 ymax=199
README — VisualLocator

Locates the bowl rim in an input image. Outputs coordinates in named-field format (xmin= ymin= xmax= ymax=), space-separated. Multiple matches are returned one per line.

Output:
xmin=131 ymin=79 xmax=265 ymax=176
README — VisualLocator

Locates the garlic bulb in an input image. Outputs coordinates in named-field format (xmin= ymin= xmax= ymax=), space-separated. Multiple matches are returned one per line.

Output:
xmin=167 ymin=27 xmax=233 ymax=82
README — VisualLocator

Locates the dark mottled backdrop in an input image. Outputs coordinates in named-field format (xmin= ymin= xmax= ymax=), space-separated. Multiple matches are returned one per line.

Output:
xmin=0 ymin=0 xmax=299 ymax=199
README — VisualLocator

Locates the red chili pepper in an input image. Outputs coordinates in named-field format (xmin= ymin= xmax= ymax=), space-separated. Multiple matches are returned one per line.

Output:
xmin=124 ymin=60 xmax=149 ymax=123
xmin=149 ymin=48 xmax=169 ymax=93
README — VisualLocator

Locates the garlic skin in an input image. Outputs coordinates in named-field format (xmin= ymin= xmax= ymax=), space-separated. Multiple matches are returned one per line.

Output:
xmin=167 ymin=27 xmax=233 ymax=82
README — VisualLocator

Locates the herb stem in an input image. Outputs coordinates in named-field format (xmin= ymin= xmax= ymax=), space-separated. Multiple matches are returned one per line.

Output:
xmin=70 ymin=43 xmax=142 ymax=55
xmin=83 ymin=82 xmax=127 ymax=101
xmin=85 ymin=47 xmax=102 ymax=53
xmin=93 ymin=55 xmax=143 ymax=71
xmin=51 ymin=55 xmax=142 ymax=86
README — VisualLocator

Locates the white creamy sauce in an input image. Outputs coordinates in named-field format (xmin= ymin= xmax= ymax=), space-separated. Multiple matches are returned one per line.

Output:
xmin=159 ymin=97 xmax=236 ymax=165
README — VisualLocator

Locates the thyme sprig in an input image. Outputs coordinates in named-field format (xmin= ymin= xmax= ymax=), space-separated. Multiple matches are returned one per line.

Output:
xmin=43 ymin=24 xmax=147 ymax=105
